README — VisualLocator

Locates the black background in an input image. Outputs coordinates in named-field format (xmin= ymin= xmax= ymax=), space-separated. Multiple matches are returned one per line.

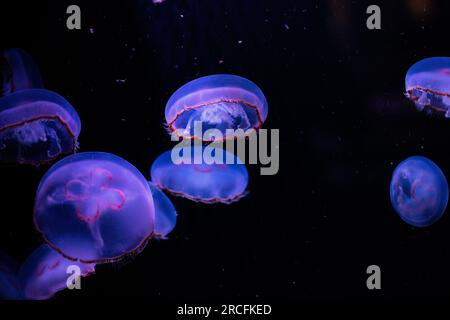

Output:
xmin=0 ymin=0 xmax=450 ymax=302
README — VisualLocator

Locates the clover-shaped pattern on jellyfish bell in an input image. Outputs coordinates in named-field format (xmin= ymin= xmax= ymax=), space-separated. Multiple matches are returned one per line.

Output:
xmin=65 ymin=168 xmax=126 ymax=223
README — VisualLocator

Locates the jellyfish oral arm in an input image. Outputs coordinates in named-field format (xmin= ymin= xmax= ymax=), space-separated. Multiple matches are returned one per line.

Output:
xmin=406 ymin=85 xmax=450 ymax=115
xmin=167 ymin=99 xmax=264 ymax=141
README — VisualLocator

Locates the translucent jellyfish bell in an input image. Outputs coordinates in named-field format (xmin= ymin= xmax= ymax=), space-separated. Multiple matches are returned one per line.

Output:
xmin=19 ymin=245 xmax=95 ymax=300
xmin=165 ymin=74 xmax=268 ymax=141
xmin=0 ymin=48 xmax=43 ymax=97
xmin=148 ymin=182 xmax=177 ymax=239
xmin=34 ymin=152 xmax=156 ymax=263
xmin=0 ymin=89 xmax=81 ymax=164
xmin=405 ymin=57 xmax=450 ymax=117
xmin=390 ymin=156 xmax=449 ymax=227
xmin=0 ymin=252 xmax=23 ymax=300
xmin=151 ymin=146 xmax=249 ymax=204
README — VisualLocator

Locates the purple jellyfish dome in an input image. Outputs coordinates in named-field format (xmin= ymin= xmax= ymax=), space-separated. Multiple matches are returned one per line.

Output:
xmin=0 ymin=252 xmax=23 ymax=300
xmin=150 ymin=146 xmax=249 ymax=204
xmin=148 ymin=181 xmax=177 ymax=239
xmin=19 ymin=245 xmax=95 ymax=300
xmin=165 ymin=74 xmax=268 ymax=141
xmin=0 ymin=89 xmax=81 ymax=164
xmin=1 ymin=48 xmax=43 ymax=97
xmin=405 ymin=57 xmax=450 ymax=117
xmin=34 ymin=152 xmax=156 ymax=263
xmin=390 ymin=156 xmax=449 ymax=227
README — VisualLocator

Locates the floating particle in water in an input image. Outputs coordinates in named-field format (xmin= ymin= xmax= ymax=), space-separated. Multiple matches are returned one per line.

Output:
xmin=151 ymin=146 xmax=249 ymax=204
xmin=390 ymin=156 xmax=449 ymax=227
xmin=34 ymin=152 xmax=156 ymax=263
xmin=405 ymin=57 xmax=450 ymax=117
xmin=148 ymin=181 xmax=177 ymax=239
xmin=0 ymin=48 xmax=43 ymax=97
xmin=165 ymin=74 xmax=268 ymax=141
xmin=0 ymin=89 xmax=81 ymax=165
xmin=0 ymin=252 xmax=23 ymax=300
xmin=19 ymin=245 xmax=95 ymax=300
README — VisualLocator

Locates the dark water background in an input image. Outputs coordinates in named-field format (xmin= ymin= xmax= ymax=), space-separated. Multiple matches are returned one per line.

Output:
xmin=1 ymin=0 xmax=450 ymax=301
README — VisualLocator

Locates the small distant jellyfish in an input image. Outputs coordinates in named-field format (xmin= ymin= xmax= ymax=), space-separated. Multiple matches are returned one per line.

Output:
xmin=405 ymin=57 xmax=450 ymax=117
xmin=0 ymin=252 xmax=23 ymax=300
xmin=19 ymin=245 xmax=95 ymax=300
xmin=151 ymin=146 xmax=249 ymax=204
xmin=0 ymin=89 xmax=81 ymax=164
xmin=390 ymin=156 xmax=449 ymax=227
xmin=165 ymin=74 xmax=268 ymax=141
xmin=0 ymin=48 xmax=43 ymax=97
xmin=34 ymin=152 xmax=156 ymax=263
xmin=148 ymin=181 xmax=177 ymax=239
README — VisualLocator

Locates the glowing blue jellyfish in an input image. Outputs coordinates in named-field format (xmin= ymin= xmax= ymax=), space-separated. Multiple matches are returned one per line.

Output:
xmin=0 ymin=89 xmax=81 ymax=164
xmin=390 ymin=156 xmax=449 ymax=227
xmin=19 ymin=245 xmax=95 ymax=300
xmin=1 ymin=48 xmax=43 ymax=97
xmin=0 ymin=252 xmax=23 ymax=300
xmin=34 ymin=152 xmax=156 ymax=263
xmin=165 ymin=74 xmax=268 ymax=141
xmin=405 ymin=57 xmax=450 ymax=117
xmin=151 ymin=146 xmax=249 ymax=204
xmin=148 ymin=182 xmax=177 ymax=239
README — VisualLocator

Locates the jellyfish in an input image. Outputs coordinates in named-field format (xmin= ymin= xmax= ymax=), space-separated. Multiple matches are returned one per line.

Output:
xmin=151 ymin=146 xmax=249 ymax=204
xmin=19 ymin=245 xmax=95 ymax=300
xmin=34 ymin=152 xmax=156 ymax=263
xmin=0 ymin=89 xmax=81 ymax=164
xmin=1 ymin=48 xmax=43 ymax=97
xmin=390 ymin=156 xmax=449 ymax=227
xmin=0 ymin=252 xmax=23 ymax=300
xmin=148 ymin=181 xmax=177 ymax=239
xmin=405 ymin=57 xmax=450 ymax=117
xmin=165 ymin=74 xmax=268 ymax=141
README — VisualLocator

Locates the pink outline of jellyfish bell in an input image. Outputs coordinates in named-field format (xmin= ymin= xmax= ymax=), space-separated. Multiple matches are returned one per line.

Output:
xmin=0 ymin=89 xmax=81 ymax=165
xmin=405 ymin=57 xmax=450 ymax=117
xmin=164 ymin=74 xmax=268 ymax=142
xmin=19 ymin=244 xmax=95 ymax=300
xmin=34 ymin=152 xmax=156 ymax=264
xmin=150 ymin=147 xmax=249 ymax=204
